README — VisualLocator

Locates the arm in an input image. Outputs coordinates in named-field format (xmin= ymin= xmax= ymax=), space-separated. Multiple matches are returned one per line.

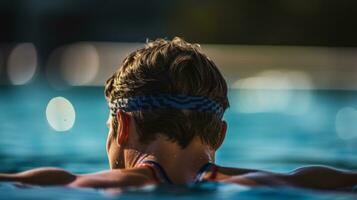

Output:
xmin=223 ymin=166 xmax=357 ymax=190
xmin=282 ymin=166 xmax=357 ymax=190
xmin=0 ymin=168 xmax=76 ymax=186
xmin=0 ymin=167 xmax=151 ymax=188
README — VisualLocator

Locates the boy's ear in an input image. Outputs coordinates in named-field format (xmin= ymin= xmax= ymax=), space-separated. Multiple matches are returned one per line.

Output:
xmin=215 ymin=120 xmax=227 ymax=150
xmin=116 ymin=111 xmax=130 ymax=146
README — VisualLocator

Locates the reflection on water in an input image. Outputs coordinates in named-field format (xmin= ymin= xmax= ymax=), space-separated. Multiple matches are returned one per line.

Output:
xmin=1 ymin=85 xmax=357 ymax=198
xmin=0 ymin=181 xmax=356 ymax=200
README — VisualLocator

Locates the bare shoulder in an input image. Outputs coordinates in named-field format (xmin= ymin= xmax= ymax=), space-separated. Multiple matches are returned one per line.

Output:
xmin=217 ymin=165 xmax=357 ymax=190
xmin=216 ymin=165 xmax=282 ymax=186
xmin=217 ymin=165 xmax=266 ymax=176
xmin=69 ymin=167 xmax=154 ymax=188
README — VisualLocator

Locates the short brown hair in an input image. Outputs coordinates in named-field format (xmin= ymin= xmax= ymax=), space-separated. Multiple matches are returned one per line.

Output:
xmin=105 ymin=37 xmax=229 ymax=149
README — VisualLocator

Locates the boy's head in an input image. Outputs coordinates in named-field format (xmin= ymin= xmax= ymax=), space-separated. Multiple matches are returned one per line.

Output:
xmin=105 ymin=37 xmax=229 ymax=150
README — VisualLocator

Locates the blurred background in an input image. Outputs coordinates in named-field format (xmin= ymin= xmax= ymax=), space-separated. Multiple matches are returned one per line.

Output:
xmin=1 ymin=0 xmax=357 ymax=174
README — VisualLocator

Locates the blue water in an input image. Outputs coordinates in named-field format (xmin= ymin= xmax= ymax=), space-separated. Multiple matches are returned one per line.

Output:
xmin=1 ymin=84 xmax=357 ymax=199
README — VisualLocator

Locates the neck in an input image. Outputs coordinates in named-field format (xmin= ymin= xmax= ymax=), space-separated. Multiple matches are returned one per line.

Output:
xmin=125 ymin=136 xmax=215 ymax=184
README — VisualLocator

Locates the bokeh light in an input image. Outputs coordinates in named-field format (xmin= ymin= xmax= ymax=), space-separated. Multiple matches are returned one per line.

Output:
xmin=46 ymin=46 xmax=68 ymax=90
xmin=60 ymin=43 xmax=99 ymax=86
xmin=7 ymin=43 xmax=37 ymax=85
xmin=335 ymin=107 xmax=357 ymax=140
xmin=46 ymin=96 xmax=76 ymax=132
xmin=232 ymin=70 xmax=312 ymax=90
xmin=231 ymin=70 xmax=312 ymax=115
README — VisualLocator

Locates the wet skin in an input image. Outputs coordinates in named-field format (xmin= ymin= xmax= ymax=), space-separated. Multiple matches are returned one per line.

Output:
xmin=1 ymin=163 xmax=357 ymax=191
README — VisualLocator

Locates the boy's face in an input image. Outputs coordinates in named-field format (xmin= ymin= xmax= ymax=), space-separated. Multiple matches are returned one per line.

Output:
xmin=106 ymin=114 xmax=125 ymax=169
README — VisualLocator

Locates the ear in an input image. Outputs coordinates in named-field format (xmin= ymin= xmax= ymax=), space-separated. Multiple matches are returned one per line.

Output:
xmin=116 ymin=111 xmax=131 ymax=146
xmin=215 ymin=120 xmax=227 ymax=150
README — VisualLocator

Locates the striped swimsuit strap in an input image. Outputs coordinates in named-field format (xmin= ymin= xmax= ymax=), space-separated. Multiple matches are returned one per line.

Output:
xmin=139 ymin=160 xmax=219 ymax=184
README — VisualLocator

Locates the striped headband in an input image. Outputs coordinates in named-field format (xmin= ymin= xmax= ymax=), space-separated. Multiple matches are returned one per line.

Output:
xmin=109 ymin=94 xmax=224 ymax=117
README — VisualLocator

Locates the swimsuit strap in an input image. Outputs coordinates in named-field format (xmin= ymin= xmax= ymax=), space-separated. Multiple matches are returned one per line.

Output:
xmin=140 ymin=160 xmax=218 ymax=184
xmin=140 ymin=163 xmax=161 ymax=184
xmin=194 ymin=162 xmax=219 ymax=183
xmin=140 ymin=160 xmax=173 ymax=184
xmin=208 ymin=165 xmax=219 ymax=180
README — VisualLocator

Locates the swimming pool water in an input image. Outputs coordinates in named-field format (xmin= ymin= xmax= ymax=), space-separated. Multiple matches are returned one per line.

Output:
xmin=1 ymin=182 xmax=356 ymax=200
xmin=1 ymin=84 xmax=357 ymax=199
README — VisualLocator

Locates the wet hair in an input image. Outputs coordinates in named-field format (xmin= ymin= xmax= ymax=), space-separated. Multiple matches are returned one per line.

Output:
xmin=105 ymin=37 xmax=229 ymax=149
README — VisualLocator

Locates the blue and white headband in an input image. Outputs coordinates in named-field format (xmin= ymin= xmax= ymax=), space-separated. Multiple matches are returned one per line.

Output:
xmin=109 ymin=94 xmax=224 ymax=117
